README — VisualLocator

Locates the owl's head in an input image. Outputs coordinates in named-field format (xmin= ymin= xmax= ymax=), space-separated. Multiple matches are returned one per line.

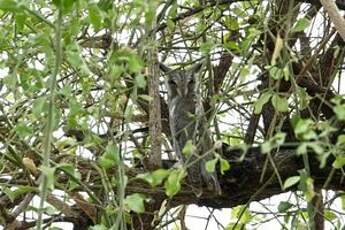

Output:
xmin=160 ymin=62 xmax=203 ymax=97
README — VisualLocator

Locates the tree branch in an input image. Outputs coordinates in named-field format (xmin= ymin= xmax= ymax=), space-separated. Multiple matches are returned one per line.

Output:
xmin=320 ymin=0 xmax=345 ymax=41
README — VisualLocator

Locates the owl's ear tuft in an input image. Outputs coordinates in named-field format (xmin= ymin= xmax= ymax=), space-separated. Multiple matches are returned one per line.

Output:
xmin=159 ymin=63 xmax=172 ymax=73
xmin=190 ymin=62 xmax=204 ymax=74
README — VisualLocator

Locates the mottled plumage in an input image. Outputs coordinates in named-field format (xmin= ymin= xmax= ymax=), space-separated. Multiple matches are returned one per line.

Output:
xmin=160 ymin=62 xmax=221 ymax=194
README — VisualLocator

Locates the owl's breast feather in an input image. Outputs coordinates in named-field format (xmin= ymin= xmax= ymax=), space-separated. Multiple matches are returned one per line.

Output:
xmin=169 ymin=96 xmax=196 ymax=136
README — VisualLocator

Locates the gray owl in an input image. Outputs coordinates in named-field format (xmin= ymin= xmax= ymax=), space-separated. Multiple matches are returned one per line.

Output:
xmin=160 ymin=62 xmax=221 ymax=194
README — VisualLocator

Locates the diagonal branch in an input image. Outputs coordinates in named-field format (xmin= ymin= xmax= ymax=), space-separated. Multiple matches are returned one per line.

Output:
xmin=320 ymin=0 xmax=345 ymax=41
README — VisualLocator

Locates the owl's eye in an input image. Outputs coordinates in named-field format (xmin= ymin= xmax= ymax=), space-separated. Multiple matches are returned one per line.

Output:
xmin=168 ymin=80 xmax=177 ymax=85
xmin=188 ymin=79 xmax=195 ymax=84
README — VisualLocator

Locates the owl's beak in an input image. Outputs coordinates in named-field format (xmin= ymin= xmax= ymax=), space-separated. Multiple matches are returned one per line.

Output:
xmin=177 ymin=88 xmax=183 ymax=97
xmin=183 ymin=87 xmax=188 ymax=96
xmin=177 ymin=87 xmax=188 ymax=97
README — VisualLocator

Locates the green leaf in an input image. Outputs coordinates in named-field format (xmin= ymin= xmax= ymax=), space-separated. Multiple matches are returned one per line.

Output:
xmin=151 ymin=169 xmax=170 ymax=187
xmin=135 ymin=75 xmax=146 ymax=88
xmin=66 ymin=43 xmax=83 ymax=68
xmin=110 ymin=65 xmax=125 ymax=79
xmin=88 ymin=4 xmax=103 ymax=31
xmin=304 ymin=177 xmax=315 ymax=202
xmin=331 ymin=96 xmax=343 ymax=105
xmin=332 ymin=156 xmax=345 ymax=169
xmin=308 ymin=142 xmax=324 ymax=155
xmin=291 ymin=18 xmax=310 ymax=33
xmin=136 ymin=169 xmax=170 ymax=187
xmin=239 ymin=67 xmax=250 ymax=79
xmin=57 ymin=163 xmax=76 ymax=176
xmin=224 ymin=16 xmax=239 ymax=31
xmin=261 ymin=141 xmax=271 ymax=154
xmin=33 ymin=97 xmax=47 ymax=117
xmin=99 ymin=143 xmax=120 ymax=170
xmin=268 ymin=66 xmax=284 ymax=80
xmin=336 ymin=134 xmax=345 ymax=146
xmin=224 ymin=40 xmax=240 ymax=52
xmin=45 ymin=206 xmax=57 ymax=215
xmin=261 ymin=132 xmax=286 ymax=154
xmin=324 ymin=210 xmax=337 ymax=221
xmin=294 ymin=118 xmax=316 ymax=140
xmin=333 ymin=104 xmax=345 ymax=121
xmin=271 ymin=94 xmax=289 ymax=112
xmin=283 ymin=176 xmax=300 ymax=190
xmin=220 ymin=158 xmax=230 ymax=174
xmin=167 ymin=1 xmax=177 ymax=19
xmin=296 ymin=143 xmax=307 ymax=155
xmin=68 ymin=98 xmax=83 ymax=116
xmin=124 ymin=193 xmax=146 ymax=213
xmin=136 ymin=173 xmax=154 ymax=186
xmin=166 ymin=2 xmax=177 ymax=31
xmin=182 ymin=140 xmax=195 ymax=156
xmin=52 ymin=0 xmax=75 ymax=13
xmin=167 ymin=19 xmax=175 ymax=32
xmin=299 ymin=173 xmax=316 ymax=201
xmin=4 ymin=74 xmax=17 ymax=90
xmin=15 ymin=13 xmax=26 ymax=32
xmin=3 ymin=187 xmax=15 ymax=202
xmin=297 ymin=87 xmax=310 ymax=110
xmin=231 ymin=206 xmax=252 ymax=224
xmin=200 ymin=41 xmax=214 ymax=55
xmin=98 ymin=0 xmax=113 ymax=11
xmin=40 ymin=166 xmax=56 ymax=191
xmin=3 ymin=186 xmax=36 ymax=202
xmin=278 ymin=201 xmax=293 ymax=213
xmin=0 ymin=0 xmax=19 ymax=12
xmin=164 ymin=168 xmax=186 ymax=197
xmin=89 ymin=225 xmax=108 ymax=230
xmin=254 ymin=91 xmax=272 ymax=114
xmin=52 ymin=0 xmax=61 ymax=7
xmin=205 ymin=158 xmax=218 ymax=173
xmin=283 ymin=65 xmax=290 ymax=81
xmin=14 ymin=123 xmax=33 ymax=138
xmin=273 ymin=132 xmax=286 ymax=145
xmin=127 ymin=53 xmax=143 ymax=73
xmin=144 ymin=3 xmax=155 ymax=25
xmin=294 ymin=119 xmax=313 ymax=135
xmin=233 ymin=6 xmax=246 ymax=17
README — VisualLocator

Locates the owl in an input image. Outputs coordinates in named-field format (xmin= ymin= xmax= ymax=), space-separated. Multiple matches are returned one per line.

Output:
xmin=160 ymin=62 xmax=221 ymax=194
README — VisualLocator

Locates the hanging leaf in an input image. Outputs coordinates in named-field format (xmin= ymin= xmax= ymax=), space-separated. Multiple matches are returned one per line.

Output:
xmin=182 ymin=140 xmax=195 ymax=156
xmin=136 ymin=169 xmax=170 ymax=187
xmin=254 ymin=91 xmax=272 ymax=114
xmin=291 ymin=18 xmax=310 ymax=33
xmin=164 ymin=168 xmax=186 ymax=197
xmin=220 ymin=158 xmax=230 ymax=174
xmin=271 ymin=94 xmax=289 ymax=112
xmin=99 ymin=143 xmax=120 ymax=170
xmin=283 ymin=176 xmax=300 ymax=190
xmin=88 ymin=4 xmax=103 ymax=31
xmin=124 ymin=193 xmax=146 ymax=213
xmin=278 ymin=201 xmax=293 ymax=213
xmin=205 ymin=158 xmax=218 ymax=173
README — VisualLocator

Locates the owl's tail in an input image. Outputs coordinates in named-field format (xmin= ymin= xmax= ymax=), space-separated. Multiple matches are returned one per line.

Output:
xmin=185 ymin=156 xmax=222 ymax=195
xmin=200 ymin=160 xmax=222 ymax=195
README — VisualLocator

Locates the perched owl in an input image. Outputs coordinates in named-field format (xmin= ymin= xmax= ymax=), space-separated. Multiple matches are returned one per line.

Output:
xmin=160 ymin=62 xmax=221 ymax=194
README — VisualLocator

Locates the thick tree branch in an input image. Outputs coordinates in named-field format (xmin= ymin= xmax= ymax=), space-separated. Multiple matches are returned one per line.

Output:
xmin=122 ymin=145 xmax=343 ymax=211
xmin=320 ymin=0 xmax=345 ymax=41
